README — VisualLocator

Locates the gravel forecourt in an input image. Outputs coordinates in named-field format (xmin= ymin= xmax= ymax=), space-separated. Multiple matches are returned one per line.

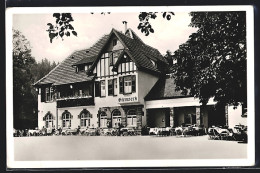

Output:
xmin=14 ymin=135 xmax=247 ymax=161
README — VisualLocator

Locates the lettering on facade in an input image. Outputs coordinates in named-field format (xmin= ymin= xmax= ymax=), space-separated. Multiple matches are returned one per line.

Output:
xmin=118 ymin=97 xmax=137 ymax=103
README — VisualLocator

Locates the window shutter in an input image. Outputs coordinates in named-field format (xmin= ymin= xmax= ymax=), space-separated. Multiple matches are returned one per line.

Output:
xmin=132 ymin=75 xmax=136 ymax=93
xmin=41 ymin=87 xmax=45 ymax=102
xmin=108 ymin=79 xmax=113 ymax=96
xmin=95 ymin=81 xmax=100 ymax=97
xmin=119 ymin=77 xmax=124 ymax=94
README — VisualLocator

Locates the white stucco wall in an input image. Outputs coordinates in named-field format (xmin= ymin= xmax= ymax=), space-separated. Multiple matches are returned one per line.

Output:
xmin=146 ymin=97 xmax=216 ymax=109
xmin=228 ymin=105 xmax=247 ymax=128
xmin=138 ymin=70 xmax=159 ymax=126
xmin=57 ymin=106 xmax=97 ymax=129
xmin=38 ymin=93 xmax=57 ymax=129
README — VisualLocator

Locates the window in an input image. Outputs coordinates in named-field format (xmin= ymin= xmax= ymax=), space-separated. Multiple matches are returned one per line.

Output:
xmin=45 ymin=86 xmax=54 ymax=102
xmin=57 ymin=92 xmax=61 ymax=99
xmin=62 ymin=111 xmax=72 ymax=128
xmin=50 ymin=87 xmax=54 ymax=100
xmin=100 ymin=112 xmax=107 ymax=128
xmin=45 ymin=88 xmax=50 ymax=101
xmin=112 ymin=109 xmax=121 ymax=128
xmin=78 ymin=65 xmax=85 ymax=72
xmin=127 ymin=109 xmax=137 ymax=127
xmin=150 ymin=59 xmax=156 ymax=67
xmin=84 ymin=65 xmax=90 ymax=71
xmin=44 ymin=112 xmax=53 ymax=128
xmin=124 ymin=76 xmax=132 ymax=94
xmin=113 ymin=78 xmax=118 ymax=96
xmin=80 ymin=110 xmax=91 ymax=127
xmin=95 ymin=81 xmax=106 ymax=97
xmin=131 ymin=75 xmax=136 ymax=93
xmin=79 ymin=90 xmax=83 ymax=97
xmin=108 ymin=79 xmax=117 ymax=96
xmin=108 ymin=79 xmax=113 ymax=96
xmin=100 ymin=80 xmax=106 ymax=97
xmin=119 ymin=75 xmax=136 ymax=94
xmin=41 ymin=87 xmax=45 ymax=102
xmin=95 ymin=81 xmax=100 ymax=97
xmin=119 ymin=77 xmax=124 ymax=94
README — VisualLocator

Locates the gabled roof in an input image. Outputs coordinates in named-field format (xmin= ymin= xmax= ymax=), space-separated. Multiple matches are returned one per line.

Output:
xmin=34 ymin=35 xmax=109 ymax=86
xmin=145 ymin=75 xmax=189 ymax=101
xmin=34 ymin=27 xmax=168 ymax=86
xmin=87 ymin=28 xmax=168 ymax=75
xmin=113 ymin=29 xmax=168 ymax=73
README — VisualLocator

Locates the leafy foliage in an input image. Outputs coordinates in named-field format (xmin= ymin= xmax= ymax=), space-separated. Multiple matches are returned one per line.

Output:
xmin=172 ymin=12 xmax=246 ymax=107
xmin=13 ymin=29 xmax=37 ymax=129
xmin=46 ymin=13 xmax=77 ymax=43
xmin=32 ymin=58 xmax=58 ymax=82
xmin=13 ymin=29 xmax=58 ymax=129
xmin=137 ymin=12 xmax=174 ymax=36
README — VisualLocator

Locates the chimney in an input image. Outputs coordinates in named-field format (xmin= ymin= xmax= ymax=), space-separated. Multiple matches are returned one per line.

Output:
xmin=122 ymin=21 xmax=127 ymax=34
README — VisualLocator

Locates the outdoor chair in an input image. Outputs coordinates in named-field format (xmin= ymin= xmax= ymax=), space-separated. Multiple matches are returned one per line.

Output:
xmin=175 ymin=127 xmax=183 ymax=136
xmin=227 ymin=128 xmax=236 ymax=141
xmin=219 ymin=130 xmax=229 ymax=140
xmin=212 ymin=129 xmax=221 ymax=140
xmin=207 ymin=128 xmax=214 ymax=139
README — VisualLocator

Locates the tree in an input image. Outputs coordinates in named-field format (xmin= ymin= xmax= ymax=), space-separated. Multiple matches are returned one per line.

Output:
xmin=13 ymin=29 xmax=37 ymax=129
xmin=46 ymin=13 xmax=78 ymax=43
xmin=13 ymin=29 xmax=58 ymax=129
xmin=138 ymin=12 xmax=174 ymax=36
xmin=46 ymin=12 xmax=174 ymax=42
xmin=32 ymin=58 xmax=58 ymax=82
xmin=172 ymin=12 xmax=246 ymax=107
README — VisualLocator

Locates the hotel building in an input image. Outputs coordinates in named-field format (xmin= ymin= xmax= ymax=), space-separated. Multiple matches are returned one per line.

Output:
xmin=34 ymin=27 xmax=247 ymax=133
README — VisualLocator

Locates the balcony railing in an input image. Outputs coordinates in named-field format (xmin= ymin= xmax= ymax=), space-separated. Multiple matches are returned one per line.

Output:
xmin=57 ymin=96 xmax=94 ymax=108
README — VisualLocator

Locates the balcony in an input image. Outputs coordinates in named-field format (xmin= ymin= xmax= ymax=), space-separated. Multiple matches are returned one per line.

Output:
xmin=57 ymin=96 xmax=94 ymax=108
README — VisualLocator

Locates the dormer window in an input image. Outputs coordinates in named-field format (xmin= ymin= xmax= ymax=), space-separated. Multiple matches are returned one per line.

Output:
xmin=85 ymin=64 xmax=91 ymax=71
xmin=78 ymin=65 xmax=85 ymax=72
xmin=150 ymin=59 xmax=156 ymax=67
xmin=76 ymin=64 xmax=91 ymax=73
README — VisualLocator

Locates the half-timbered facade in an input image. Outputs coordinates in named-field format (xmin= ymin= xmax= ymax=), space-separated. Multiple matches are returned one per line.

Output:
xmin=34 ymin=27 xmax=247 ymax=132
xmin=34 ymin=28 xmax=167 ymax=133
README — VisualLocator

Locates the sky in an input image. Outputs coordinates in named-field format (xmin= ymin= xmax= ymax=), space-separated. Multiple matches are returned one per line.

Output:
xmin=13 ymin=12 xmax=198 ymax=63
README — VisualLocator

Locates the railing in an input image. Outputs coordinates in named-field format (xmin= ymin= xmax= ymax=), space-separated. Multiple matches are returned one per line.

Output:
xmin=57 ymin=97 xmax=94 ymax=108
